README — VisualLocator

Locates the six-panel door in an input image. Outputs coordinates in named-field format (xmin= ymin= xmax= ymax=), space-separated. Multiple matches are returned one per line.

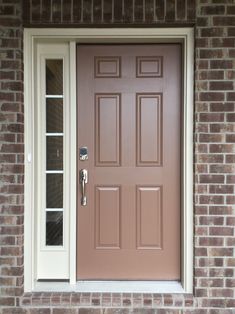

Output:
xmin=77 ymin=45 xmax=181 ymax=280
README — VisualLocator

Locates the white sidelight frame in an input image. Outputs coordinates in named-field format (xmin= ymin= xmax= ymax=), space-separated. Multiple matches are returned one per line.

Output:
xmin=36 ymin=44 xmax=70 ymax=279
xmin=24 ymin=27 xmax=194 ymax=293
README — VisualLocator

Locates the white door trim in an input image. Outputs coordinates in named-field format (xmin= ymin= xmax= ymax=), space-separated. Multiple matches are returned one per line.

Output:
xmin=24 ymin=27 xmax=194 ymax=293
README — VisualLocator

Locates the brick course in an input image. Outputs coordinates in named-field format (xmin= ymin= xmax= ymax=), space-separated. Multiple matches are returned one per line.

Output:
xmin=0 ymin=0 xmax=235 ymax=313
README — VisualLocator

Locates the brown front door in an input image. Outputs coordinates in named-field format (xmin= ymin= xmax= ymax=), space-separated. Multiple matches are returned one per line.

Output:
xmin=77 ymin=44 xmax=181 ymax=280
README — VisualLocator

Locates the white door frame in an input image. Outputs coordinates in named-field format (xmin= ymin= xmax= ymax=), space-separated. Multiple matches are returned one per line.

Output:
xmin=24 ymin=27 xmax=194 ymax=293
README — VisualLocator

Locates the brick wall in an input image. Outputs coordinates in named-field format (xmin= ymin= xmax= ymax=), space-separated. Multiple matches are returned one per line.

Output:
xmin=194 ymin=0 xmax=235 ymax=309
xmin=0 ymin=0 xmax=24 ymax=310
xmin=0 ymin=0 xmax=235 ymax=313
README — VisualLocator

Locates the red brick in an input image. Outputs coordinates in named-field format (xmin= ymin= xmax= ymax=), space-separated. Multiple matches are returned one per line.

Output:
xmin=210 ymin=144 xmax=233 ymax=153
xmin=197 ymin=59 xmax=209 ymax=69
xmin=196 ymin=118 xmax=207 ymax=132
xmin=209 ymin=268 xmax=233 ymax=277
xmin=213 ymin=16 xmax=235 ymax=26
xmin=200 ymin=27 xmax=225 ymax=37
xmin=0 ymin=164 xmax=24 ymax=174
xmin=209 ymin=205 xmax=233 ymax=215
xmin=200 ymin=49 xmax=224 ymax=59
xmin=30 ymin=310 xmax=51 ymax=314
xmin=1 ymin=38 xmax=19 ymax=48
xmin=195 ymin=143 xmax=208 ymax=153
xmin=197 ymin=17 xmax=208 ymax=26
xmin=0 ymin=297 xmax=15 ymax=306
xmin=78 ymin=310 xmax=100 ymax=314
xmin=197 ymin=154 xmax=223 ymax=163
xmin=195 ymin=206 xmax=207 ymax=215
xmin=0 ymin=5 xmax=14 ymax=15
xmin=226 ymin=279 xmax=235 ymax=287
xmin=0 ymin=245 xmax=23 ymax=257
xmin=227 ymin=113 xmax=235 ymax=122
xmin=199 ymin=175 xmax=224 ymax=183
xmin=198 ymin=257 xmax=223 ymax=267
xmin=199 ymin=216 xmax=224 ymax=225
xmin=199 ymin=134 xmax=223 ymax=142
xmin=210 ymin=123 xmax=235 ymax=133
xmin=226 ymin=195 xmax=235 ymax=204
xmin=0 ymin=236 xmax=15 ymax=245
xmin=1 ymin=266 xmax=23 ymax=276
xmin=0 ymin=154 xmax=16 ymax=163
xmin=196 ymin=37 xmax=209 ymax=48
xmin=0 ymin=71 xmax=15 ymax=80
xmin=195 ymin=164 xmax=208 ymax=173
xmin=201 ymin=5 xmax=225 ymax=15
xmin=229 ymin=49 xmax=235 ymax=58
xmin=210 ymin=60 xmax=233 ymax=69
xmin=200 ymin=278 xmax=224 ymax=287
xmin=210 ymin=103 xmax=234 ymax=112
xmin=209 ymin=247 xmax=233 ymax=257
xmin=209 ymin=227 xmax=233 ymax=236
xmin=210 ymin=164 xmax=234 ymax=173
xmin=199 ymin=93 xmax=224 ymax=102
xmin=227 ymin=92 xmax=235 ymax=101
xmin=199 ymin=237 xmax=223 ymax=246
xmin=226 ymin=238 xmax=235 ymax=246
xmin=0 ymin=225 xmax=23 ymax=236
xmin=210 ymin=81 xmax=233 ymax=90
xmin=209 ymin=288 xmax=234 ymax=298
xmin=1 ymin=60 xmax=21 ymax=70
xmin=209 ymin=185 xmax=234 ymax=194
xmin=0 ymin=92 xmax=14 ymax=101
xmin=226 ymin=135 xmax=235 ymax=143
xmin=199 ymin=70 xmax=224 ymax=80
xmin=212 ymin=38 xmax=235 ymax=47
xmin=228 ymin=27 xmax=235 ymax=36
xmin=226 ymin=217 xmax=235 ymax=226
xmin=163 ymin=295 xmax=173 ymax=306
xmin=227 ymin=5 xmax=235 ymax=14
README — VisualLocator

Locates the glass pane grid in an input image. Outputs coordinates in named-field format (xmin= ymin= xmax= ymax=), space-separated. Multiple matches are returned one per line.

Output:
xmin=45 ymin=59 xmax=64 ymax=247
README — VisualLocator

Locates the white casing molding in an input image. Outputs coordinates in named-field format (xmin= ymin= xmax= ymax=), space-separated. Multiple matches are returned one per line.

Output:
xmin=24 ymin=27 xmax=194 ymax=293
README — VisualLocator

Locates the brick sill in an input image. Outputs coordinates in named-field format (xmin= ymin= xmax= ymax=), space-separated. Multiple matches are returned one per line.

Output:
xmin=33 ymin=280 xmax=184 ymax=293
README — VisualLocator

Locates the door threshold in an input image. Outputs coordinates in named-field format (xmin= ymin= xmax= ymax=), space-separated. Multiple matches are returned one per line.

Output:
xmin=34 ymin=280 xmax=184 ymax=293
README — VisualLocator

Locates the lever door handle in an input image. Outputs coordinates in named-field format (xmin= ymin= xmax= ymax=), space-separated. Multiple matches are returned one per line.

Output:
xmin=80 ymin=169 xmax=88 ymax=206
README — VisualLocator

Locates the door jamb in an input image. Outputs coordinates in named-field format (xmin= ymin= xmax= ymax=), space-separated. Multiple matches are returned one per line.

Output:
xmin=24 ymin=27 xmax=194 ymax=293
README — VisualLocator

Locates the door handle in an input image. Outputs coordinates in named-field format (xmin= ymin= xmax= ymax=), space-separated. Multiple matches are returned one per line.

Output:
xmin=80 ymin=169 xmax=88 ymax=206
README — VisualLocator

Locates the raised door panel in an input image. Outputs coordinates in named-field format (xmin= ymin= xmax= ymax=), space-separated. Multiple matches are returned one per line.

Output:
xmin=136 ymin=94 xmax=162 ymax=166
xmin=95 ymin=94 xmax=121 ymax=166
xmin=136 ymin=186 xmax=162 ymax=249
xmin=95 ymin=186 xmax=121 ymax=249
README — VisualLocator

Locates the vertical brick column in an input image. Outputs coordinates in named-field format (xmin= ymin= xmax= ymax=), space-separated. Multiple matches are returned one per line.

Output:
xmin=0 ymin=0 xmax=24 ymax=308
xmin=195 ymin=0 xmax=235 ymax=308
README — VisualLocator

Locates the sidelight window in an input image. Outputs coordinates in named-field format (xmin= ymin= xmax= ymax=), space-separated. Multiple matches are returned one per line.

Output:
xmin=35 ymin=44 xmax=70 ymax=280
